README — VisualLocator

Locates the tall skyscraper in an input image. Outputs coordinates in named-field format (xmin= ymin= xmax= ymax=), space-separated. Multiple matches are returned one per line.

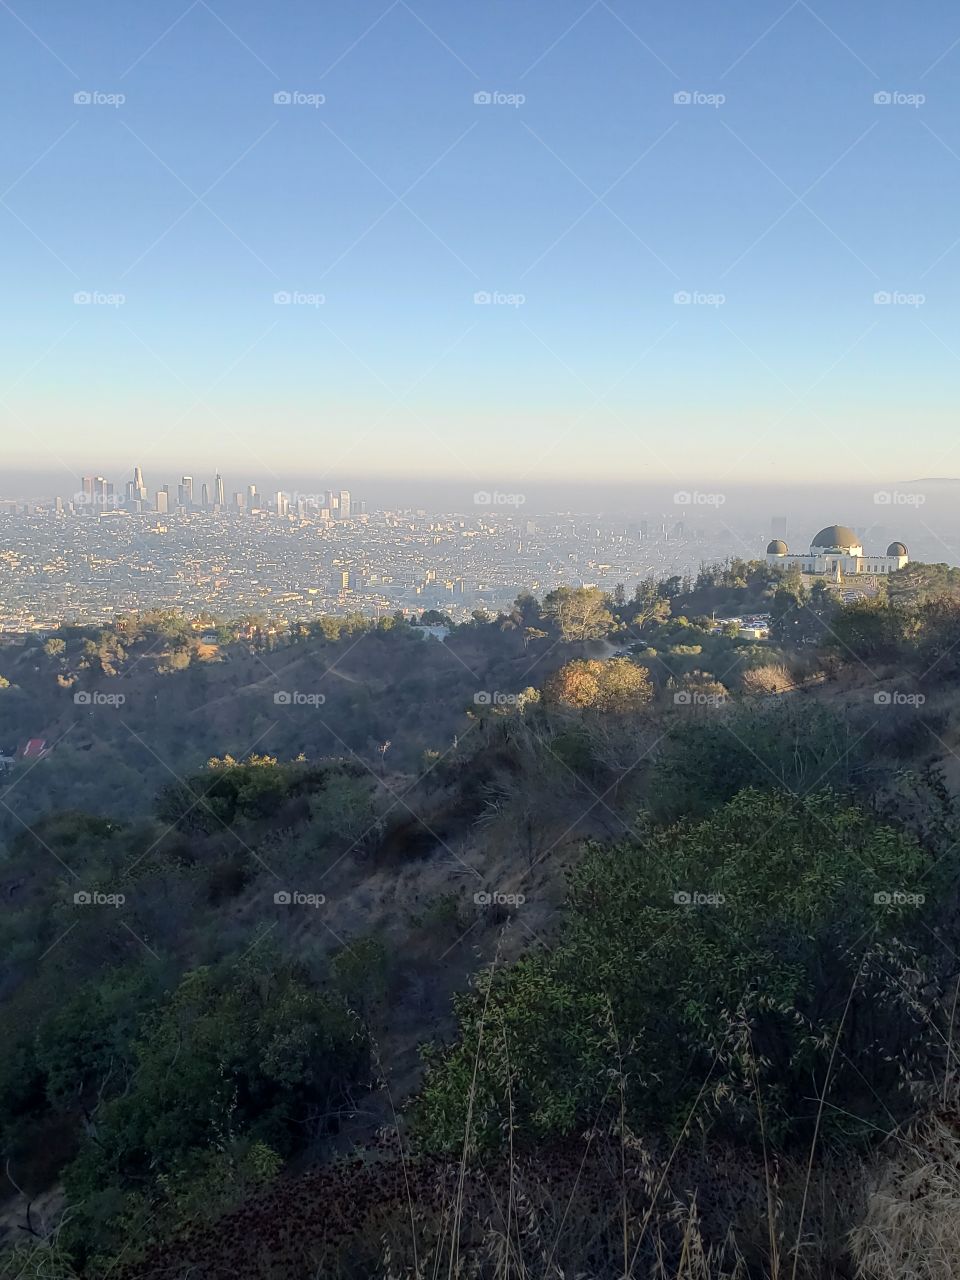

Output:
xmin=125 ymin=465 xmax=148 ymax=511
xmin=200 ymin=483 xmax=210 ymax=509
xmin=155 ymin=486 xmax=169 ymax=514
xmin=247 ymin=484 xmax=258 ymax=512
xmin=214 ymin=472 xmax=225 ymax=508
xmin=81 ymin=476 xmax=112 ymax=511
xmin=338 ymin=490 xmax=351 ymax=519
xmin=276 ymin=490 xmax=289 ymax=518
xmin=178 ymin=476 xmax=193 ymax=508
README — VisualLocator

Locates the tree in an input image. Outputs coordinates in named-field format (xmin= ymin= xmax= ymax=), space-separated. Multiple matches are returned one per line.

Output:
xmin=828 ymin=599 xmax=913 ymax=664
xmin=649 ymin=700 xmax=864 ymax=821
xmin=512 ymin=592 xmax=542 ymax=627
xmin=740 ymin=663 xmax=794 ymax=695
xmin=888 ymin=562 xmax=960 ymax=607
xmin=417 ymin=789 xmax=938 ymax=1153
xmin=913 ymin=596 xmax=960 ymax=677
xmin=543 ymin=658 xmax=653 ymax=712
xmin=627 ymin=578 xmax=670 ymax=632
xmin=308 ymin=771 xmax=376 ymax=847
xmin=62 ymin=954 xmax=366 ymax=1260
xmin=541 ymin=587 xmax=614 ymax=643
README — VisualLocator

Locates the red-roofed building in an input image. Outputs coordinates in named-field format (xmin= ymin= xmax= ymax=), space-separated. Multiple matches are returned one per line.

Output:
xmin=21 ymin=739 xmax=49 ymax=760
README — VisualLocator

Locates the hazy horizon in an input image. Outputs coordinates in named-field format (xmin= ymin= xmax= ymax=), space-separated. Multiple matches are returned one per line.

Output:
xmin=6 ymin=468 xmax=960 ymax=514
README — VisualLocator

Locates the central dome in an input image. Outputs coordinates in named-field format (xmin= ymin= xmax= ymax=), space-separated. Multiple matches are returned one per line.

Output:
xmin=811 ymin=524 xmax=859 ymax=551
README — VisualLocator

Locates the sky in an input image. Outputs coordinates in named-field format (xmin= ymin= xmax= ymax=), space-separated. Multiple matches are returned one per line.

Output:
xmin=3 ymin=0 xmax=960 ymax=499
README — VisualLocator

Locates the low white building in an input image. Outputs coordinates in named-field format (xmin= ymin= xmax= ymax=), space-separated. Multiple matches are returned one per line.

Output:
xmin=766 ymin=525 xmax=908 ymax=580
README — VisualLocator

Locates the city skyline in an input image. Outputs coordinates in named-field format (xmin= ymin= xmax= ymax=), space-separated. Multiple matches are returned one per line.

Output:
xmin=67 ymin=464 xmax=362 ymax=519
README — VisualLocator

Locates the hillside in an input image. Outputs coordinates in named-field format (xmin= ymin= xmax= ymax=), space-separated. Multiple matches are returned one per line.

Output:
xmin=5 ymin=565 xmax=960 ymax=1278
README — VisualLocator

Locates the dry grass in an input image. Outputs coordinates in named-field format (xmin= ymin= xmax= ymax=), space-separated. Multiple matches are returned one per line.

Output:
xmin=851 ymin=1105 xmax=960 ymax=1280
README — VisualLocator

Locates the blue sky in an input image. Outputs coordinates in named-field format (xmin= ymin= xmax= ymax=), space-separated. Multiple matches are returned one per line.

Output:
xmin=3 ymin=0 xmax=960 ymax=494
